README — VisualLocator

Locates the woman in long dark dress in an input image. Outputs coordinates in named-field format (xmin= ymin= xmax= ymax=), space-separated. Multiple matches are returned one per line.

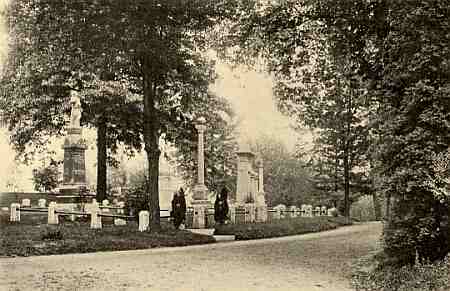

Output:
xmin=214 ymin=187 xmax=229 ymax=224
xmin=171 ymin=188 xmax=187 ymax=229
xmin=178 ymin=187 xmax=187 ymax=227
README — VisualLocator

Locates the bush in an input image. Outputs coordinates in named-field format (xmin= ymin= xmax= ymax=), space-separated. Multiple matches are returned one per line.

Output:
xmin=383 ymin=194 xmax=450 ymax=266
xmin=352 ymin=253 xmax=450 ymax=291
xmin=214 ymin=216 xmax=351 ymax=240
xmin=351 ymin=195 xmax=377 ymax=222
xmin=41 ymin=227 xmax=63 ymax=240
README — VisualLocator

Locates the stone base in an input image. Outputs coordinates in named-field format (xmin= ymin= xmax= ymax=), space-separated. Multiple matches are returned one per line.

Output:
xmin=191 ymin=200 xmax=208 ymax=229
xmin=192 ymin=184 xmax=209 ymax=201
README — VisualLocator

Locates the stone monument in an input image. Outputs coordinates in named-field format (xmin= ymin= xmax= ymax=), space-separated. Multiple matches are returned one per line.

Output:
xmin=255 ymin=156 xmax=267 ymax=222
xmin=58 ymin=90 xmax=93 ymax=205
xmin=191 ymin=117 xmax=209 ymax=228
xmin=236 ymin=140 xmax=255 ymax=204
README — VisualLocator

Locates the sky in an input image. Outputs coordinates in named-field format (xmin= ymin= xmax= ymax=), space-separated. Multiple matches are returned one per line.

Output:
xmin=0 ymin=2 xmax=305 ymax=191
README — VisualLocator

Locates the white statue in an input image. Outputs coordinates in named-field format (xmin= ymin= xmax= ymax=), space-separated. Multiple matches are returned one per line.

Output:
xmin=70 ymin=91 xmax=82 ymax=128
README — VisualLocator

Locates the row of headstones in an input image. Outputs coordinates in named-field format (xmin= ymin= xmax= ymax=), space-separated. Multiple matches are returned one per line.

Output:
xmin=15 ymin=198 xmax=124 ymax=209
xmin=8 ymin=199 xmax=154 ymax=231
xmin=228 ymin=204 xmax=268 ymax=224
xmin=272 ymin=205 xmax=335 ymax=219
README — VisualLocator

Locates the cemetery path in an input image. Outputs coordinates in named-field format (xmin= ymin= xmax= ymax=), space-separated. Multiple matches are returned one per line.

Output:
xmin=0 ymin=222 xmax=382 ymax=291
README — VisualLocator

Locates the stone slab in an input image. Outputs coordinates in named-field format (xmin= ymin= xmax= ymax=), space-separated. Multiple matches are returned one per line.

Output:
xmin=186 ymin=228 xmax=215 ymax=236
xmin=213 ymin=235 xmax=236 ymax=242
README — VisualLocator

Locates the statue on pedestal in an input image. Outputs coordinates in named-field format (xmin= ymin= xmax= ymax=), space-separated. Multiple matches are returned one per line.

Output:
xmin=70 ymin=91 xmax=82 ymax=128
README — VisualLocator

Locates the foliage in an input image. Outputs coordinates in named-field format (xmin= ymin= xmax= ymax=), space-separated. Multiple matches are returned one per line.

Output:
xmin=122 ymin=174 xmax=151 ymax=219
xmin=31 ymin=159 xmax=60 ymax=192
xmin=251 ymin=135 xmax=316 ymax=207
xmin=350 ymin=195 xmax=382 ymax=222
xmin=1 ymin=0 xmax=236 ymax=230
xmin=373 ymin=1 xmax=450 ymax=265
xmin=217 ymin=0 xmax=450 ymax=266
xmin=172 ymin=95 xmax=239 ymax=194
xmin=0 ymin=1 xmax=143 ymax=162
xmin=214 ymin=216 xmax=351 ymax=240
xmin=352 ymin=253 xmax=450 ymax=291
xmin=215 ymin=0 xmax=378 ymax=219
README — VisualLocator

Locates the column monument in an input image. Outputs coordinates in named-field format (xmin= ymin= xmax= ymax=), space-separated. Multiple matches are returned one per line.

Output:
xmin=255 ymin=156 xmax=267 ymax=222
xmin=58 ymin=90 xmax=93 ymax=205
xmin=191 ymin=117 xmax=209 ymax=228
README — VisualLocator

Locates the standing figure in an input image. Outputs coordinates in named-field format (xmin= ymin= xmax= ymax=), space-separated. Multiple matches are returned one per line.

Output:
xmin=69 ymin=91 xmax=82 ymax=128
xmin=171 ymin=188 xmax=187 ymax=229
xmin=178 ymin=187 xmax=187 ymax=228
xmin=214 ymin=187 xmax=229 ymax=224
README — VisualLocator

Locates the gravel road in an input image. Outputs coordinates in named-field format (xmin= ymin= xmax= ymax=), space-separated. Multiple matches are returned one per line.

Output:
xmin=0 ymin=222 xmax=382 ymax=291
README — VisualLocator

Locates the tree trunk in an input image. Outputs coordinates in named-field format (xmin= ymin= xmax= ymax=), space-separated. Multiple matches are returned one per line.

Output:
xmin=96 ymin=116 xmax=107 ymax=202
xmin=143 ymin=68 xmax=161 ymax=232
xmin=343 ymin=143 xmax=350 ymax=219
xmin=385 ymin=192 xmax=391 ymax=221
xmin=343 ymin=87 xmax=352 ymax=221
xmin=372 ymin=192 xmax=382 ymax=220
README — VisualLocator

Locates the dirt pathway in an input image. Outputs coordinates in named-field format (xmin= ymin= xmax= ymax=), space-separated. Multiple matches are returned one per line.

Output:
xmin=0 ymin=222 xmax=382 ymax=291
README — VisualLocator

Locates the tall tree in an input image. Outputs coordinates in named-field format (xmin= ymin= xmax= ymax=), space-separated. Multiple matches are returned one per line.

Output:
xmin=173 ymin=94 xmax=239 ymax=194
xmin=0 ymin=1 xmax=143 ymax=203
xmin=214 ymin=0 xmax=375 ymax=219
xmin=251 ymin=135 xmax=316 ymax=207
xmin=1 ymin=0 xmax=232 ymax=230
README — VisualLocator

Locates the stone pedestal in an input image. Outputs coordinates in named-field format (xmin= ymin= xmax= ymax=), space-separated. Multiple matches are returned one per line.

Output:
xmin=58 ymin=127 xmax=94 ymax=205
xmin=190 ymin=118 xmax=210 ymax=229
xmin=191 ymin=201 xmax=208 ymax=229
xmin=256 ymin=204 xmax=268 ymax=222
xmin=236 ymin=141 xmax=255 ymax=204
xmin=244 ymin=203 xmax=256 ymax=223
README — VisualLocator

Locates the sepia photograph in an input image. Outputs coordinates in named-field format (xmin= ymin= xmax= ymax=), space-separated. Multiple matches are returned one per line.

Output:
xmin=0 ymin=0 xmax=449 ymax=290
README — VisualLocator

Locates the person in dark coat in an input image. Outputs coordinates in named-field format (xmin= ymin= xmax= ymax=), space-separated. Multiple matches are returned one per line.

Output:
xmin=214 ymin=187 xmax=229 ymax=224
xmin=171 ymin=188 xmax=187 ymax=229
xmin=170 ymin=191 xmax=179 ymax=227
xmin=178 ymin=187 xmax=187 ymax=227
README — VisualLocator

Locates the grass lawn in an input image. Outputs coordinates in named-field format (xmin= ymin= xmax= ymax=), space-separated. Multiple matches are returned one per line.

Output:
xmin=214 ymin=216 xmax=352 ymax=240
xmin=0 ymin=210 xmax=215 ymax=257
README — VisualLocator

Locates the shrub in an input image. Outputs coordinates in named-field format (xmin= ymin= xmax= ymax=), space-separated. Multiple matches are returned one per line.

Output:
xmin=214 ymin=216 xmax=351 ymax=240
xmin=41 ymin=227 xmax=63 ymax=240
xmin=352 ymin=253 xmax=450 ymax=291
xmin=383 ymin=194 xmax=450 ymax=266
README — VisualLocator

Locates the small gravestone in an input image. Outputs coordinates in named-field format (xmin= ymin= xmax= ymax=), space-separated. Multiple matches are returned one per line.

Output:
xmin=306 ymin=205 xmax=313 ymax=217
xmin=89 ymin=200 xmax=102 ymax=229
xmin=289 ymin=205 xmax=298 ymax=218
xmin=256 ymin=204 xmax=267 ymax=222
xmin=313 ymin=206 xmax=319 ymax=216
xmin=139 ymin=210 xmax=149 ymax=232
xmin=321 ymin=206 xmax=327 ymax=216
xmin=229 ymin=205 xmax=236 ymax=223
xmin=328 ymin=207 xmax=338 ymax=217
xmin=10 ymin=203 xmax=20 ymax=222
xmin=114 ymin=218 xmax=127 ymax=226
xmin=48 ymin=202 xmax=58 ymax=225
xmin=117 ymin=201 xmax=125 ymax=214
xmin=38 ymin=199 xmax=46 ymax=208
xmin=21 ymin=198 xmax=31 ymax=208
xmin=244 ymin=203 xmax=255 ymax=223
xmin=273 ymin=204 xmax=286 ymax=219
xmin=300 ymin=204 xmax=307 ymax=217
